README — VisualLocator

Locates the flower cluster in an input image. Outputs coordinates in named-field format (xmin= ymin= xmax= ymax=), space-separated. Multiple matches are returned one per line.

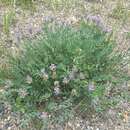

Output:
xmin=38 ymin=112 xmax=48 ymax=120
xmin=54 ymin=81 xmax=60 ymax=96
xmin=18 ymin=88 xmax=28 ymax=98
xmin=24 ymin=64 xmax=87 ymax=100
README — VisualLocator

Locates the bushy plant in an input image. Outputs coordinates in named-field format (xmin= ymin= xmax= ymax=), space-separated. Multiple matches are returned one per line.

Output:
xmin=0 ymin=23 xmax=129 ymax=128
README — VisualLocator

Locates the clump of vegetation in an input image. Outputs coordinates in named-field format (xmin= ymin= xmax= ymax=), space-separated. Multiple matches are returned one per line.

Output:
xmin=0 ymin=23 xmax=129 ymax=128
xmin=42 ymin=0 xmax=84 ymax=12
xmin=126 ymin=32 xmax=130 ymax=39
xmin=3 ymin=10 xmax=15 ymax=35
xmin=110 ymin=1 xmax=129 ymax=22
xmin=0 ymin=0 xmax=34 ymax=9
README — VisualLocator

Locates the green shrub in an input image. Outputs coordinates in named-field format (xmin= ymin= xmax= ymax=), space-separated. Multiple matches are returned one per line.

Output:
xmin=0 ymin=23 xmax=129 ymax=128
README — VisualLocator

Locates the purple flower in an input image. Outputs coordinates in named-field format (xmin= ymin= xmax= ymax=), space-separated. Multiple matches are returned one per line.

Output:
xmin=40 ymin=68 xmax=45 ymax=73
xmin=87 ymin=15 xmax=102 ymax=25
xmin=88 ymin=81 xmax=95 ymax=92
xmin=87 ymin=15 xmax=112 ymax=33
xmin=39 ymin=112 xmax=48 ymax=119
xmin=54 ymin=87 xmax=61 ymax=96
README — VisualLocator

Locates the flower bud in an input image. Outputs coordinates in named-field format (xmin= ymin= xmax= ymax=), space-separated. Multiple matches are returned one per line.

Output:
xmin=54 ymin=81 xmax=60 ymax=86
xmin=71 ymin=89 xmax=77 ymax=96
xmin=42 ymin=73 xmax=49 ymax=81
xmin=54 ymin=87 xmax=60 ymax=96
xmin=79 ymin=73 xmax=85 ymax=80
xmin=26 ymin=75 xmax=32 ymax=84
xmin=63 ymin=77 xmax=69 ymax=84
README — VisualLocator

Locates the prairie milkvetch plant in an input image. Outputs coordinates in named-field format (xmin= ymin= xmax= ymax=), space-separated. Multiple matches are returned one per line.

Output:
xmin=0 ymin=22 xmax=129 ymax=127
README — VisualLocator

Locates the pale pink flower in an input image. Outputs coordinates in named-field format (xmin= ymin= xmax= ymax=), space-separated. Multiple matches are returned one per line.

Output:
xmin=71 ymin=89 xmax=77 ymax=96
xmin=88 ymin=81 xmax=95 ymax=92
xmin=26 ymin=75 xmax=32 ymax=84
xmin=40 ymin=112 xmax=48 ymax=119
xmin=63 ymin=77 xmax=69 ymax=84
xmin=54 ymin=87 xmax=60 ymax=96
xmin=54 ymin=81 xmax=60 ymax=87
